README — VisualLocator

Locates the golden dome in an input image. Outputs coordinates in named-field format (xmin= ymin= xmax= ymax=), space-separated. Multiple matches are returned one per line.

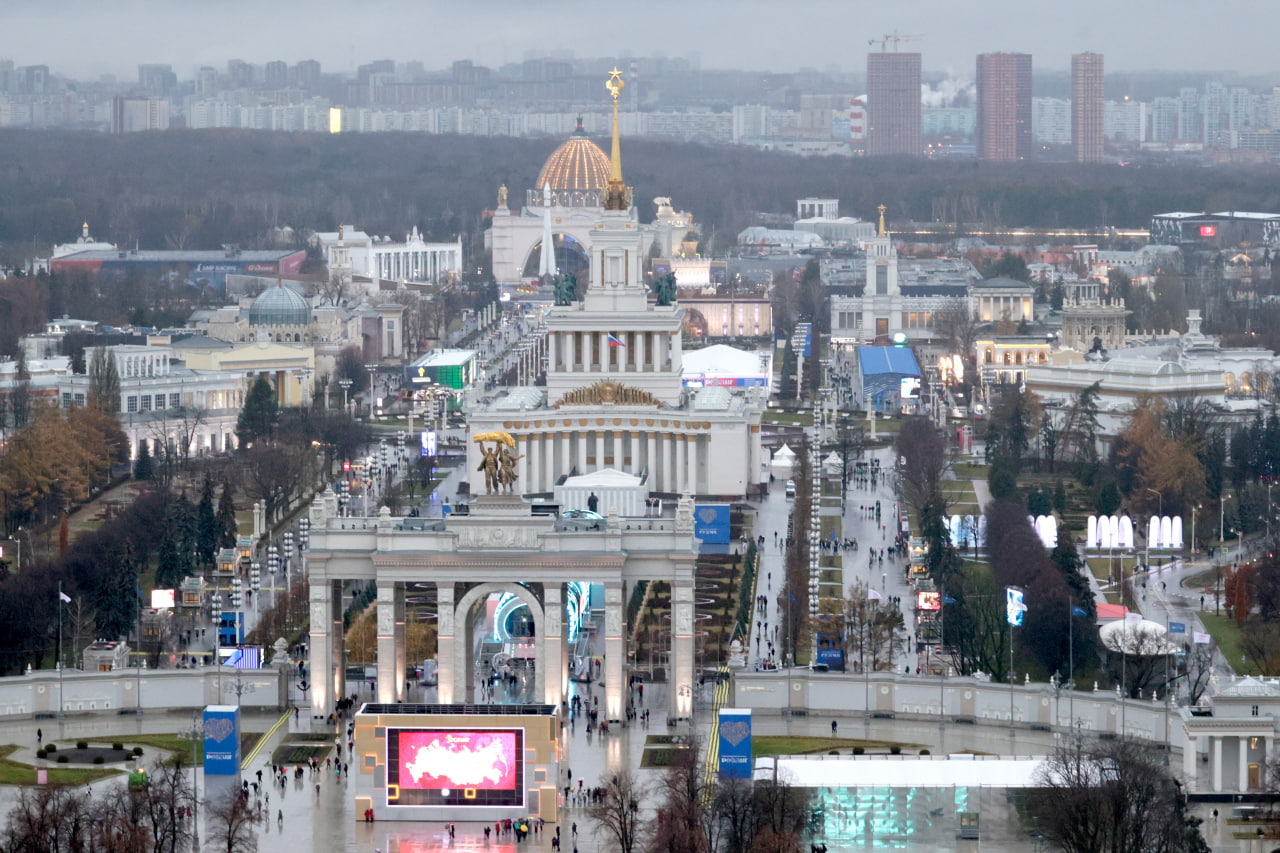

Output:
xmin=536 ymin=118 xmax=610 ymax=192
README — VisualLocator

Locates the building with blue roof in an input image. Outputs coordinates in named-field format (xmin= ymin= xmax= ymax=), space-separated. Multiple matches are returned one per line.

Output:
xmin=857 ymin=345 xmax=921 ymax=412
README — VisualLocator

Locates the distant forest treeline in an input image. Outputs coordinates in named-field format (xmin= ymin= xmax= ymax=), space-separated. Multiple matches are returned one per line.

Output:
xmin=2 ymin=129 xmax=1280 ymax=264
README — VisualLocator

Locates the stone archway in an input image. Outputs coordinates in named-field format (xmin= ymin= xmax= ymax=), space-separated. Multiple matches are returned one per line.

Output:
xmin=452 ymin=582 xmax=549 ymax=705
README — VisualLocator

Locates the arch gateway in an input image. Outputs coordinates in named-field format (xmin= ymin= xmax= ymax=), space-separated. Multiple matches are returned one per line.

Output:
xmin=304 ymin=492 xmax=699 ymax=723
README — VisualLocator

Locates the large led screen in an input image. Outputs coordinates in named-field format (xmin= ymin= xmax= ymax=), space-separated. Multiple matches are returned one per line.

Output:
xmin=387 ymin=729 xmax=524 ymax=808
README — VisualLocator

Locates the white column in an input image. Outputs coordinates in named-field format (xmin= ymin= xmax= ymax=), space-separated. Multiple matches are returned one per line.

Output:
xmin=677 ymin=434 xmax=688 ymax=493
xmin=309 ymin=581 xmax=334 ymax=718
xmin=436 ymin=584 xmax=455 ymax=704
xmin=517 ymin=435 xmax=528 ymax=493
xmin=1184 ymin=733 xmax=1198 ymax=784
xmin=1212 ymin=736 xmax=1223 ymax=792
xmin=1239 ymin=736 xmax=1249 ymax=792
xmin=548 ymin=333 xmax=558 ymax=372
xmin=394 ymin=585 xmax=406 ymax=702
xmin=376 ymin=584 xmax=397 ymax=703
xmin=577 ymin=431 xmax=587 ymax=475
xmin=646 ymin=432 xmax=657 ymax=482
xmin=687 ymin=434 xmax=698 ymax=495
xmin=638 ymin=332 xmax=647 ymax=372
xmin=604 ymin=583 xmax=624 ymax=722
xmin=667 ymin=434 xmax=677 ymax=492
xmin=543 ymin=585 xmax=564 ymax=706
xmin=671 ymin=581 xmax=695 ymax=719
xmin=557 ymin=431 xmax=568 ymax=481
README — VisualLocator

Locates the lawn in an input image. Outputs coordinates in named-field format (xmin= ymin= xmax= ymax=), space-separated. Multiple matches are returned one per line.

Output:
xmin=1200 ymin=613 xmax=1261 ymax=676
xmin=101 ymin=732 xmax=262 ymax=767
xmin=763 ymin=410 xmax=814 ymax=427
xmin=752 ymin=735 xmax=925 ymax=758
xmin=0 ymin=745 xmax=121 ymax=786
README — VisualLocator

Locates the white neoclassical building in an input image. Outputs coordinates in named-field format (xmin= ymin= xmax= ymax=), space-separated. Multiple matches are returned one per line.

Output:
xmin=466 ymin=194 xmax=766 ymax=499
xmin=313 ymin=225 xmax=462 ymax=284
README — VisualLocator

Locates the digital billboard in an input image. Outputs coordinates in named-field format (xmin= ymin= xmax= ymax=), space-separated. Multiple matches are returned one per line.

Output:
xmin=916 ymin=591 xmax=941 ymax=611
xmin=387 ymin=729 xmax=524 ymax=807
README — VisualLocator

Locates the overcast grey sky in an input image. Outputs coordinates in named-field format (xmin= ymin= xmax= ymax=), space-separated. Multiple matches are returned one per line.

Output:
xmin=8 ymin=0 xmax=1278 ymax=79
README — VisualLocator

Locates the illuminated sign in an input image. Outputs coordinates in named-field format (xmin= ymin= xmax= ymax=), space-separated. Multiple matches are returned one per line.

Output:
xmin=329 ymin=107 xmax=342 ymax=134
xmin=420 ymin=431 xmax=437 ymax=456
xmin=916 ymin=591 xmax=941 ymax=611
xmin=150 ymin=589 xmax=175 ymax=609
xmin=388 ymin=729 xmax=524 ymax=807
xmin=1199 ymin=225 xmax=1217 ymax=237
xmin=1006 ymin=586 xmax=1026 ymax=627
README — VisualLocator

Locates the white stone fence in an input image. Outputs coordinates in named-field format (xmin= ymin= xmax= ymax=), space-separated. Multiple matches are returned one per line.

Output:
xmin=733 ymin=669 xmax=1186 ymax=750
xmin=0 ymin=667 xmax=287 ymax=719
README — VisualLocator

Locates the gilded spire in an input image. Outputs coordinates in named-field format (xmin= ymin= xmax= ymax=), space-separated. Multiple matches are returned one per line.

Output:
xmin=877 ymin=204 xmax=887 ymax=237
xmin=603 ymin=68 xmax=631 ymax=211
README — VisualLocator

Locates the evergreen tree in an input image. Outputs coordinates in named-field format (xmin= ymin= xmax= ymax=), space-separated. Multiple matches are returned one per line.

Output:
xmin=155 ymin=530 xmax=182 ymax=589
xmin=1052 ymin=479 xmax=1068 ymax=515
xmin=9 ymin=350 xmax=30 ymax=430
xmin=196 ymin=476 xmax=218 ymax=566
xmin=216 ymin=481 xmax=239 ymax=548
xmin=236 ymin=375 xmax=278 ymax=448
xmin=171 ymin=494 xmax=197 ymax=581
xmin=134 ymin=442 xmax=154 ymax=481
xmin=87 ymin=346 xmax=121 ymax=414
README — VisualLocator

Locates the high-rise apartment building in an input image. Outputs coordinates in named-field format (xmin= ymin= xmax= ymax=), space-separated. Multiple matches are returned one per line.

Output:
xmin=976 ymin=52 xmax=1032 ymax=161
xmin=866 ymin=52 xmax=921 ymax=157
xmin=1071 ymin=52 xmax=1105 ymax=162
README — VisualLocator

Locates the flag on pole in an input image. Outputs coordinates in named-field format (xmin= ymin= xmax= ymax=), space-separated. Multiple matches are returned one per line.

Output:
xmin=867 ymin=589 xmax=883 ymax=601
xmin=1124 ymin=611 xmax=1143 ymax=625
xmin=1072 ymin=606 xmax=1088 ymax=617
xmin=1168 ymin=621 xmax=1186 ymax=634
xmin=943 ymin=595 xmax=957 ymax=605
xmin=59 ymin=591 xmax=71 ymax=604
xmin=606 ymin=334 xmax=625 ymax=347
xmin=1193 ymin=631 xmax=1211 ymax=645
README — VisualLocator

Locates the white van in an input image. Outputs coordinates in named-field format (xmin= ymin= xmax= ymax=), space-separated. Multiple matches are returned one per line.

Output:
xmin=785 ymin=480 xmax=797 ymax=498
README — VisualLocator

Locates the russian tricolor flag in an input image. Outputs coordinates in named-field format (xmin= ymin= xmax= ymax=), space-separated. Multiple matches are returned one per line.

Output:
xmin=607 ymin=334 xmax=625 ymax=347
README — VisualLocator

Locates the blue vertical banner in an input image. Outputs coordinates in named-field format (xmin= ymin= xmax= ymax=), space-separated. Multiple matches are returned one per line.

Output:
xmin=203 ymin=705 xmax=241 ymax=776
xmin=695 ymin=504 xmax=732 ymax=544
xmin=718 ymin=709 xmax=753 ymax=779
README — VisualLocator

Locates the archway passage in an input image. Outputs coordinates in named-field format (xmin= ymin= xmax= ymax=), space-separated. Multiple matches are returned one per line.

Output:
xmin=452 ymin=581 xmax=551 ymax=707
xmin=521 ymin=233 xmax=590 ymax=280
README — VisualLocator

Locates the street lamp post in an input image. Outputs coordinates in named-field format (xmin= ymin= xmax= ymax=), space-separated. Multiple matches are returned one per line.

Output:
xmin=338 ymin=378 xmax=352 ymax=414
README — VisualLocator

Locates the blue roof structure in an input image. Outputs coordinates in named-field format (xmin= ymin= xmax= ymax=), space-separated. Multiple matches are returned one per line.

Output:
xmin=858 ymin=346 xmax=921 ymax=378
xmin=858 ymin=346 xmax=921 ymax=406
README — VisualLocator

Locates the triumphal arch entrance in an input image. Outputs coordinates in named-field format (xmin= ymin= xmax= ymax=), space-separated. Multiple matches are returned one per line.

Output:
xmin=304 ymin=490 xmax=699 ymax=723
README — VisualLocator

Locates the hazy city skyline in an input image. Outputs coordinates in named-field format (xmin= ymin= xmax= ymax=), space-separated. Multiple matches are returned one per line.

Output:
xmin=9 ymin=0 xmax=1280 ymax=81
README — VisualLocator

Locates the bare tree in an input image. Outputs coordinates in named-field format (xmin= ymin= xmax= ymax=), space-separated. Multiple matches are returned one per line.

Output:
xmin=896 ymin=417 xmax=950 ymax=521
xmin=935 ymin=300 xmax=981 ymax=362
xmin=650 ymin=738 xmax=710 ymax=853
xmin=240 ymin=442 xmax=316 ymax=524
xmin=204 ymin=789 xmax=260 ymax=853
xmin=1102 ymin=623 xmax=1176 ymax=699
xmin=1180 ymin=642 xmax=1214 ymax=706
xmin=1029 ymin=735 xmax=1208 ymax=853
xmin=842 ymin=580 xmax=906 ymax=672
xmin=0 ymin=784 xmax=95 ymax=853
xmin=587 ymin=770 xmax=648 ymax=853
xmin=143 ymin=752 xmax=197 ymax=853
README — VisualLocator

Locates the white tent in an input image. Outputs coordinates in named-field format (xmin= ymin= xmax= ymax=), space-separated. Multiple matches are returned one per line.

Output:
xmin=554 ymin=468 xmax=646 ymax=517
xmin=771 ymin=444 xmax=797 ymax=478
xmin=822 ymin=452 xmax=844 ymax=475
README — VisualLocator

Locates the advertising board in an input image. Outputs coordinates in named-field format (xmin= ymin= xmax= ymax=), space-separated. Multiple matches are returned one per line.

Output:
xmin=387 ymin=729 xmax=524 ymax=807
xmin=202 ymin=706 xmax=240 ymax=776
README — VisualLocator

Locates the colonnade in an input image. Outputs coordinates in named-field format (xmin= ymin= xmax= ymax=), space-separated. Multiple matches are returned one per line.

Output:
xmin=1185 ymin=731 xmax=1269 ymax=793
xmin=310 ymin=577 xmax=696 ymax=724
xmin=548 ymin=330 xmax=676 ymax=375
xmin=372 ymin=244 xmax=461 ymax=283
xmin=510 ymin=428 xmax=703 ymax=494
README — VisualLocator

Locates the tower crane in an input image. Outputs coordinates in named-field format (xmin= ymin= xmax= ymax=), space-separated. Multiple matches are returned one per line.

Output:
xmin=867 ymin=31 xmax=923 ymax=52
